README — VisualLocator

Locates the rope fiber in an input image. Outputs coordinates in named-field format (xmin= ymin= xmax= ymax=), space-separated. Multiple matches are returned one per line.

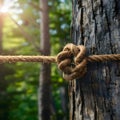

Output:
xmin=0 ymin=43 xmax=120 ymax=80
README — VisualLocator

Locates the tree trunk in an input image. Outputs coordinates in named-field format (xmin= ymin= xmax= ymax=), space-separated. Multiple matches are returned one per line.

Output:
xmin=38 ymin=0 xmax=51 ymax=120
xmin=70 ymin=0 xmax=120 ymax=120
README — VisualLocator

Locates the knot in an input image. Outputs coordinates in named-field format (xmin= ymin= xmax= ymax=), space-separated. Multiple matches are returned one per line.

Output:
xmin=57 ymin=43 xmax=87 ymax=81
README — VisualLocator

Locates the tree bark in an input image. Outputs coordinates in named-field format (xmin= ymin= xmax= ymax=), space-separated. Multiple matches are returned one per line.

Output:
xmin=38 ymin=0 xmax=51 ymax=120
xmin=70 ymin=0 xmax=120 ymax=120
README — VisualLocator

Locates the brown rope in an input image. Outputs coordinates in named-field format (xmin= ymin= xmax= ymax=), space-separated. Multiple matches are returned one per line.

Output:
xmin=0 ymin=43 xmax=120 ymax=80
xmin=0 ymin=56 xmax=56 ymax=63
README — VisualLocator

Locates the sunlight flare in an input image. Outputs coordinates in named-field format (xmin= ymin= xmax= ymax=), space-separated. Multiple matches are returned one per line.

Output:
xmin=0 ymin=0 xmax=18 ymax=13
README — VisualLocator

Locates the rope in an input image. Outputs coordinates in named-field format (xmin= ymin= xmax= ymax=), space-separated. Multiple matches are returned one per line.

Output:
xmin=0 ymin=43 xmax=120 ymax=80
xmin=0 ymin=56 xmax=56 ymax=63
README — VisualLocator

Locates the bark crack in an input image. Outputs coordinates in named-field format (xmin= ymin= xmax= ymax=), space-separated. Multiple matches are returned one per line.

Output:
xmin=105 ymin=10 xmax=114 ymax=54
xmin=78 ymin=0 xmax=84 ymax=45
xmin=107 ymin=64 xmax=114 ymax=120
xmin=91 ymin=0 xmax=97 ymax=47
xmin=90 ymin=75 xmax=98 ymax=120
xmin=80 ymin=7 xmax=84 ymax=45
xmin=100 ymin=0 xmax=103 ymax=14
xmin=72 ymin=90 xmax=76 ymax=120
xmin=80 ymin=83 xmax=85 ymax=120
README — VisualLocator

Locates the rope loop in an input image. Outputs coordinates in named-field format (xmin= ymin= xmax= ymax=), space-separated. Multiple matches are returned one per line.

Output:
xmin=57 ymin=43 xmax=87 ymax=81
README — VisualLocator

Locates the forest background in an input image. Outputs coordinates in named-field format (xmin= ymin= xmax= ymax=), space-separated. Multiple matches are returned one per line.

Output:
xmin=0 ymin=0 xmax=71 ymax=120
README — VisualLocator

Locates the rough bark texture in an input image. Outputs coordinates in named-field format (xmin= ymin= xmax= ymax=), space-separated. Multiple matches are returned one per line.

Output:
xmin=70 ymin=0 xmax=120 ymax=120
xmin=38 ymin=0 xmax=51 ymax=120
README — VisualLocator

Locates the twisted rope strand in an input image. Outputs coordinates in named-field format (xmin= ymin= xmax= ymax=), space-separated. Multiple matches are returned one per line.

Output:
xmin=0 ymin=56 xmax=56 ymax=63
xmin=0 ymin=43 xmax=119 ymax=80
xmin=87 ymin=54 xmax=120 ymax=62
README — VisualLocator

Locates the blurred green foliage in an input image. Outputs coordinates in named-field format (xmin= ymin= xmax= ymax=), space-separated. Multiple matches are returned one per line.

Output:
xmin=1 ymin=0 xmax=71 ymax=119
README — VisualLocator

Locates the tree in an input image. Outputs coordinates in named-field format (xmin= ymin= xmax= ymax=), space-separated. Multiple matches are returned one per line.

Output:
xmin=70 ymin=0 xmax=120 ymax=120
xmin=38 ymin=0 xmax=51 ymax=120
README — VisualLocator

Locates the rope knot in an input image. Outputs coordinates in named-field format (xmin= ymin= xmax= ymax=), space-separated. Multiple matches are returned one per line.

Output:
xmin=57 ymin=43 xmax=87 ymax=80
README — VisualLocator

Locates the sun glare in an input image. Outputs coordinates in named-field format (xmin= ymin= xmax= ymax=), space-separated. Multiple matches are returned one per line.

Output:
xmin=0 ymin=0 xmax=18 ymax=14
xmin=0 ymin=6 xmax=9 ymax=13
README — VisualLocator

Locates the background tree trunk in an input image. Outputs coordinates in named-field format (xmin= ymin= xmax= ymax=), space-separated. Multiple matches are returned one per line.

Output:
xmin=38 ymin=0 xmax=51 ymax=120
xmin=70 ymin=0 xmax=120 ymax=120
